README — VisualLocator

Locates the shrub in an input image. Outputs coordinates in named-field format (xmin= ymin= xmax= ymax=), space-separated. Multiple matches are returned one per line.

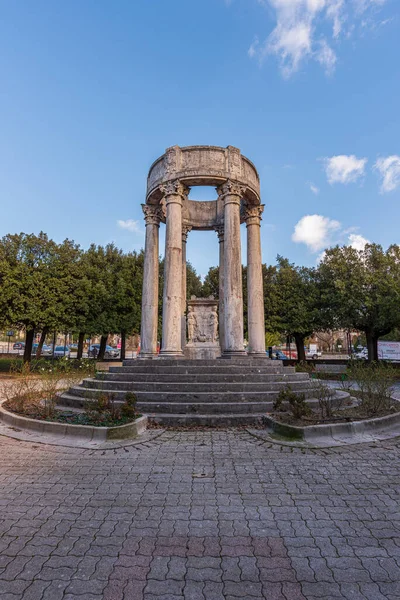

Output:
xmin=347 ymin=360 xmax=395 ymax=415
xmin=121 ymin=392 xmax=137 ymax=419
xmin=84 ymin=391 xmax=137 ymax=424
xmin=273 ymin=385 xmax=311 ymax=419
xmin=4 ymin=360 xmax=96 ymax=419
xmin=295 ymin=361 xmax=315 ymax=375
xmin=313 ymin=381 xmax=336 ymax=419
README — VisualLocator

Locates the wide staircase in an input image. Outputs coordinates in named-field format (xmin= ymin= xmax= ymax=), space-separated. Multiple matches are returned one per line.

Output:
xmin=59 ymin=358 xmax=322 ymax=427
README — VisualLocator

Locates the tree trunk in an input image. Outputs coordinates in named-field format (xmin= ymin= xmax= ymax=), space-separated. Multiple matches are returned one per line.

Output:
xmin=98 ymin=335 xmax=108 ymax=361
xmin=36 ymin=327 xmax=48 ymax=358
xmin=365 ymin=330 xmax=378 ymax=362
xmin=294 ymin=333 xmax=306 ymax=362
xmin=77 ymin=332 xmax=85 ymax=360
xmin=121 ymin=331 xmax=126 ymax=361
xmin=23 ymin=329 xmax=35 ymax=363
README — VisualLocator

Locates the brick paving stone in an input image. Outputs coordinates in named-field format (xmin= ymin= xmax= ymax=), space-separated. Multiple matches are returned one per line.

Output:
xmin=1 ymin=431 xmax=400 ymax=599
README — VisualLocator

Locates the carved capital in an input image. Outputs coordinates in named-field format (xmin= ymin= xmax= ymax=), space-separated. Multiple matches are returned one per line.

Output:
xmin=214 ymin=225 xmax=224 ymax=242
xmin=142 ymin=204 xmax=163 ymax=226
xmin=217 ymin=179 xmax=246 ymax=201
xmin=160 ymin=180 xmax=190 ymax=203
xmin=243 ymin=204 xmax=264 ymax=226
xmin=182 ymin=224 xmax=192 ymax=243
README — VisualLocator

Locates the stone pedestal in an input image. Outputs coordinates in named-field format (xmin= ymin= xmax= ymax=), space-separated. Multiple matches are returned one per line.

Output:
xmin=184 ymin=297 xmax=221 ymax=360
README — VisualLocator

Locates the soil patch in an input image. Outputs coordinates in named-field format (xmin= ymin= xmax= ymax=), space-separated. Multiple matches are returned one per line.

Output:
xmin=270 ymin=398 xmax=400 ymax=427
xmin=3 ymin=403 xmax=140 ymax=428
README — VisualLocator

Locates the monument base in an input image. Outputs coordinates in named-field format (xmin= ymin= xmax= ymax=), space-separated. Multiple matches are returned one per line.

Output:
xmin=184 ymin=342 xmax=221 ymax=361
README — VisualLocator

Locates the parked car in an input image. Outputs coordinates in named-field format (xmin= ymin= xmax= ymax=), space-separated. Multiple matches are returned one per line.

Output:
xmin=88 ymin=344 xmax=120 ymax=359
xmin=53 ymin=345 xmax=70 ymax=358
xmin=69 ymin=343 xmax=78 ymax=350
xmin=13 ymin=342 xmax=25 ymax=350
xmin=271 ymin=350 xmax=289 ymax=360
xmin=31 ymin=343 xmax=52 ymax=356
xmin=306 ymin=350 xmax=322 ymax=359
xmin=353 ymin=348 xmax=368 ymax=360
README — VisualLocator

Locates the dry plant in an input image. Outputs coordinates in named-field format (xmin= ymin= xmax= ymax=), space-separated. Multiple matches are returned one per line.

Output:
xmin=347 ymin=360 xmax=395 ymax=415
xmin=4 ymin=359 xmax=96 ymax=419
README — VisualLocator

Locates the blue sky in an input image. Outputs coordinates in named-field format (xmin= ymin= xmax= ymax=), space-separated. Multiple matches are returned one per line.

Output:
xmin=0 ymin=0 xmax=399 ymax=277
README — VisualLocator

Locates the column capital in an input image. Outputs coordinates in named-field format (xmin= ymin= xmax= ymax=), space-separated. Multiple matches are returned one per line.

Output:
xmin=142 ymin=204 xmax=163 ymax=226
xmin=160 ymin=180 xmax=190 ymax=205
xmin=217 ymin=180 xmax=246 ymax=203
xmin=182 ymin=224 xmax=192 ymax=243
xmin=243 ymin=204 xmax=264 ymax=226
xmin=214 ymin=225 xmax=224 ymax=242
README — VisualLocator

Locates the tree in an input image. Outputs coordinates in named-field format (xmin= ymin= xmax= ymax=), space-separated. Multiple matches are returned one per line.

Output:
xmin=112 ymin=251 xmax=143 ymax=360
xmin=0 ymin=232 xmax=87 ymax=362
xmin=186 ymin=261 xmax=203 ymax=298
xmin=318 ymin=244 xmax=400 ymax=361
xmin=202 ymin=266 xmax=219 ymax=298
xmin=266 ymin=257 xmax=321 ymax=362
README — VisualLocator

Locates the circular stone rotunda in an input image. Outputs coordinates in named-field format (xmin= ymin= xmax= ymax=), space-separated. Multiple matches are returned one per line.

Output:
xmin=61 ymin=146 xmax=340 ymax=426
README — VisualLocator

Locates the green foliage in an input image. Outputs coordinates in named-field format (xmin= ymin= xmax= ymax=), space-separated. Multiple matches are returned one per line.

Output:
xmin=85 ymin=392 xmax=138 ymax=424
xmin=347 ymin=360 xmax=395 ymax=415
xmin=121 ymin=392 xmax=137 ymax=419
xmin=202 ymin=266 xmax=219 ymax=298
xmin=273 ymin=385 xmax=311 ymax=419
xmin=264 ymin=257 xmax=324 ymax=361
xmin=265 ymin=331 xmax=282 ymax=348
xmin=318 ymin=244 xmax=400 ymax=361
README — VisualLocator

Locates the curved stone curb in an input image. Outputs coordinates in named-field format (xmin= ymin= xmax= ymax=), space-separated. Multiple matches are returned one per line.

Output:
xmin=0 ymin=400 xmax=147 ymax=442
xmin=261 ymin=395 xmax=400 ymax=446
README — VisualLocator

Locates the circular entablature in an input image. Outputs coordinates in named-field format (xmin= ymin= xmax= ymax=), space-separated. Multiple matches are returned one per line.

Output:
xmin=146 ymin=145 xmax=260 ymax=205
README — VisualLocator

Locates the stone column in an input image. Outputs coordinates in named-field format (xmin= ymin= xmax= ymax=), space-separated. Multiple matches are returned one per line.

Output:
xmin=218 ymin=180 xmax=246 ymax=357
xmin=245 ymin=205 xmax=266 ymax=357
xmin=139 ymin=204 xmax=162 ymax=358
xmin=215 ymin=225 xmax=225 ymax=353
xmin=159 ymin=180 xmax=188 ymax=358
xmin=181 ymin=225 xmax=192 ymax=350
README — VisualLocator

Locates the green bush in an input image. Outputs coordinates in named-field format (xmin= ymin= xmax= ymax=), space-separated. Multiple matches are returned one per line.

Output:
xmin=347 ymin=360 xmax=395 ymax=415
xmin=273 ymin=385 xmax=311 ymax=419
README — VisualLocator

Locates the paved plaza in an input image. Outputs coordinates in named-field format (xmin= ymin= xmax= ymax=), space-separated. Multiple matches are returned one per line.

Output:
xmin=0 ymin=430 xmax=400 ymax=600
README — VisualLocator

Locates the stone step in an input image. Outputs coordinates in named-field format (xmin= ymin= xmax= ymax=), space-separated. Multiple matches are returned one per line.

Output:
xmin=96 ymin=372 xmax=307 ymax=384
xmin=82 ymin=379 xmax=312 ymax=393
xmin=123 ymin=358 xmax=274 ymax=367
xmin=109 ymin=365 xmax=292 ymax=375
xmin=62 ymin=387 xmax=317 ymax=406
xmin=147 ymin=413 xmax=268 ymax=427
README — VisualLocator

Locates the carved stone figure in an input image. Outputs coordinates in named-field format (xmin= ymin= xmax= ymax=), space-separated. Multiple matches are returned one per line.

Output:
xmin=209 ymin=309 xmax=218 ymax=343
xmin=187 ymin=307 xmax=197 ymax=343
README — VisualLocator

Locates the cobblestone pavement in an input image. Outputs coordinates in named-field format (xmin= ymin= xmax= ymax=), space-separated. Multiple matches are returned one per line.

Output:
xmin=1 ymin=430 xmax=400 ymax=600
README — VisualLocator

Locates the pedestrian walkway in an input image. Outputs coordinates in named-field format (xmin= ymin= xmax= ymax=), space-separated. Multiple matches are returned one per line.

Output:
xmin=0 ymin=430 xmax=399 ymax=599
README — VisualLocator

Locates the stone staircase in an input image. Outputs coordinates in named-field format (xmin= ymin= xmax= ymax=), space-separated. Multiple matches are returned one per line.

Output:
xmin=58 ymin=358 xmax=326 ymax=427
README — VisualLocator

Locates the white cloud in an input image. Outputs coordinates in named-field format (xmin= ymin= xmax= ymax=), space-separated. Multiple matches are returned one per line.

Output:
xmin=292 ymin=214 xmax=341 ymax=251
xmin=348 ymin=233 xmax=370 ymax=250
xmin=309 ymin=183 xmax=320 ymax=194
xmin=117 ymin=219 xmax=142 ymax=234
xmin=248 ymin=37 xmax=259 ymax=57
xmin=293 ymin=215 xmax=371 ymax=256
xmin=315 ymin=39 xmax=337 ymax=75
xmin=374 ymin=155 xmax=400 ymax=193
xmin=324 ymin=154 xmax=367 ymax=184
xmin=245 ymin=0 xmax=388 ymax=76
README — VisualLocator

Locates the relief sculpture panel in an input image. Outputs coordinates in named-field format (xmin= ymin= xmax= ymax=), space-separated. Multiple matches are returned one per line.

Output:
xmin=185 ymin=297 xmax=220 ymax=360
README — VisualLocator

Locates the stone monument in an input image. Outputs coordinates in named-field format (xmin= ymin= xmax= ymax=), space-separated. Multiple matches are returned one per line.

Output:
xmin=185 ymin=297 xmax=221 ymax=360
xmin=139 ymin=145 xmax=266 ymax=359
